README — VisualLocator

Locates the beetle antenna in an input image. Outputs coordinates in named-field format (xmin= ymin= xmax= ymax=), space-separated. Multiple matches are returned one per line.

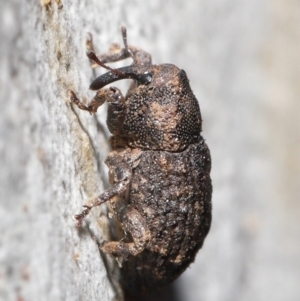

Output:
xmin=86 ymin=50 xmax=126 ymax=77
xmin=121 ymin=26 xmax=137 ymax=64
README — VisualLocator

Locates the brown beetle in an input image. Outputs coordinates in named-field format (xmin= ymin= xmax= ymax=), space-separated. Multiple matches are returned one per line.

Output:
xmin=69 ymin=27 xmax=212 ymax=296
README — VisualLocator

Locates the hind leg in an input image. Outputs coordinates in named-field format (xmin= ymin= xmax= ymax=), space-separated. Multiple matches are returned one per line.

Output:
xmin=101 ymin=203 xmax=151 ymax=261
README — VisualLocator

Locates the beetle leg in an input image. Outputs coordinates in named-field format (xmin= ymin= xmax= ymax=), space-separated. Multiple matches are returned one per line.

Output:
xmin=85 ymin=31 xmax=130 ymax=67
xmin=101 ymin=149 xmax=149 ymax=261
xmin=89 ymin=43 xmax=152 ymax=65
xmin=74 ymin=175 xmax=130 ymax=227
xmin=101 ymin=204 xmax=151 ymax=261
xmin=74 ymin=149 xmax=140 ymax=228
xmin=68 ymin=89 xmax=108 ymax=114
xmin=97 ymin=45 xmax=152 ymax=66
xmin=105 ymin=87 xmax=126 ymax=135
xmin=86 ymin=27 xmax=152 ymax=67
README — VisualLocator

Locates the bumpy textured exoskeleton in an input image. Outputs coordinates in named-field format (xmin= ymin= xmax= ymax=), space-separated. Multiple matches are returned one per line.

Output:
xmin=69 ymin=27 xmax=212 ymax=296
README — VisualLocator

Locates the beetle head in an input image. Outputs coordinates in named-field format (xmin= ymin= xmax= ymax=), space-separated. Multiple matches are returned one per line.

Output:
xmin=87 ymin=50 xmax=202 ymax=152
xmin=120 ymin=63 xmax=203 ymax=152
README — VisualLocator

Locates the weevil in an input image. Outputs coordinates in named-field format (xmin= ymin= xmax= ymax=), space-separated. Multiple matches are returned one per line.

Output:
xmin=69 ymin=27 xmax=212 ymax=296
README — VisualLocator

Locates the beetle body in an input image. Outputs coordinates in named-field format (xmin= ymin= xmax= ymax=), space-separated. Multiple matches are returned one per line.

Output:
xmin=114 ymin=140 xmax=211 ymax=295
xmin=70 ymin=27 xmax=212 ymax=296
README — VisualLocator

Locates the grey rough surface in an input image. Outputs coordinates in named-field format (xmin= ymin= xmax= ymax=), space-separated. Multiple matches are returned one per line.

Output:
xmin=0 ymin=0 xmax=299 ymax=301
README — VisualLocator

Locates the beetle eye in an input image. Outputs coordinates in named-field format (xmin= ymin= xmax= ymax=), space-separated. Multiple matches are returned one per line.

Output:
xmin=138 ymin=72 xmax=152 ymax=85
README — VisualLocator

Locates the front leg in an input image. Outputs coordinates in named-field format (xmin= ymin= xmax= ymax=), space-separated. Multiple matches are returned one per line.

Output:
xmin=106 ymin=87 xmax=126 ymax=135
xmin=69 ymin=87 xmax=126 ymax=136
xmin=68 ymin=89 xmax=107 ymax=114
xmin=86 ymin=27 xmax=152 ymax=66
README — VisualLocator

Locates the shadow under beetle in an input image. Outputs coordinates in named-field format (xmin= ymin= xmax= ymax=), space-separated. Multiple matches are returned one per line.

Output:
xmin=69 ymin=27 xmax=212 ymax=296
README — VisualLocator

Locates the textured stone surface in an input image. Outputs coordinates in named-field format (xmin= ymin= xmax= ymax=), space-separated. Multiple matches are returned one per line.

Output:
xmin=0 ymin=0 xmax=299 ymax=301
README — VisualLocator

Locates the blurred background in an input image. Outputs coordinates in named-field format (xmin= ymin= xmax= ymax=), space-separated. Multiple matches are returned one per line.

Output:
xmin=0 ymin=0 xmax=299 ymax=301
